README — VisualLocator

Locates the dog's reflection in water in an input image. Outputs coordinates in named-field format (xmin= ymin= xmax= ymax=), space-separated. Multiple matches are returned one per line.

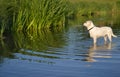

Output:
xmin=83 ymin=43 xmax=112 ymax=62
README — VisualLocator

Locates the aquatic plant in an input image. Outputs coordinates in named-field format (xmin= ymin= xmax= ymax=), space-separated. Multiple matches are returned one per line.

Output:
xmin=0 ymin=0 xmax=69 ymax=37
xmin=0 ymin=0 xmax=9 ymax=37
xmin=0 ymin=0 xmax=17 ymax=38
xmin=12 ymin=0 xmax=68 ymax=32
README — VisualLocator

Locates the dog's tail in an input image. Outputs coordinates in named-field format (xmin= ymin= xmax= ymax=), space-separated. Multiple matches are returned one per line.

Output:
xmin=110 ymin=29 xmax=117 ymax=37
xmin=112 ymin=34 xmax=117 ymax=37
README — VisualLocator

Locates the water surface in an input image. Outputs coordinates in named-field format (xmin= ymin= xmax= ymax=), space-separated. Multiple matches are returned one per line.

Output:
xmin=0 ymin=19 xmax=120 ymax=77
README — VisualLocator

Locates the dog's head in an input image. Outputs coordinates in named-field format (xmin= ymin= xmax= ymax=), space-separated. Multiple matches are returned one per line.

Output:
xmin=83 ymin=20 xmax=94 ymax=28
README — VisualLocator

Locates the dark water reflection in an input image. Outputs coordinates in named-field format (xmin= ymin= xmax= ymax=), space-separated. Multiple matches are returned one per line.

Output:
xmin=0 ymin=19 xmax=120 ymax=77
xmin=0 ymin=29 xmax=67 ymax=64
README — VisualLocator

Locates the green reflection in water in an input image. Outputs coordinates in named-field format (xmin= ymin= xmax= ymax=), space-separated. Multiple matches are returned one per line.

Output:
xmin=0 ymin=29 xmax=67 ymax=64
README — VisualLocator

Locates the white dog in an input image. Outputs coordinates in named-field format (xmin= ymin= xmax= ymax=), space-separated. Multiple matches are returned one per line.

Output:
xmin=83 ymin=20 xmax=117 ymax=44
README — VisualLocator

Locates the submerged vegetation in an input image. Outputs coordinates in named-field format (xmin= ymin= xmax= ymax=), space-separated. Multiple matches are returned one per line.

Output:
xmin=0 ymin=0 xmax=120 ymax=38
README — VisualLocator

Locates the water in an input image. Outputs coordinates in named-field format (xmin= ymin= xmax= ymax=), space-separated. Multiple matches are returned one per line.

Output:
xmin=0 ymin=21 xmax=120 ymax=77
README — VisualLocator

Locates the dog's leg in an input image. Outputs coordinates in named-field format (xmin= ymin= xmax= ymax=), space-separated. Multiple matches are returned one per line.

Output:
xmin=93 ymin=37 xmax=97 ymax=44
xmin=108 ymin=34 xmax=112 ymax=42
xmin=104 ymin=35 xmax=107 ymax=44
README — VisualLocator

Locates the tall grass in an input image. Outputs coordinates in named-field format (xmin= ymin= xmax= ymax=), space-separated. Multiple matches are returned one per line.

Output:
xmin=0 ymin=0 xmax=69 ymax=37
xmin=12 ymin=0 xmax=68 ymax=32
xmin=0 ymin=0 xmax=13 ymax=37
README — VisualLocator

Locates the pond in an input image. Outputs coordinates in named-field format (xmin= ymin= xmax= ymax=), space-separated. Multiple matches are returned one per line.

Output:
xmin=0 ymin=15 xmax=120 ymax=77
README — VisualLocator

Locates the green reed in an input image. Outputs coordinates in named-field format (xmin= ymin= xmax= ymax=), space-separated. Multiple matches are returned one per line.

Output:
xmin=0 ymin=0 xmax=9 ymax=37
xmin=12 ymin=0 xmax=68 ymax=32
xmin=0 ymin=0 xmax=17 ymax=38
